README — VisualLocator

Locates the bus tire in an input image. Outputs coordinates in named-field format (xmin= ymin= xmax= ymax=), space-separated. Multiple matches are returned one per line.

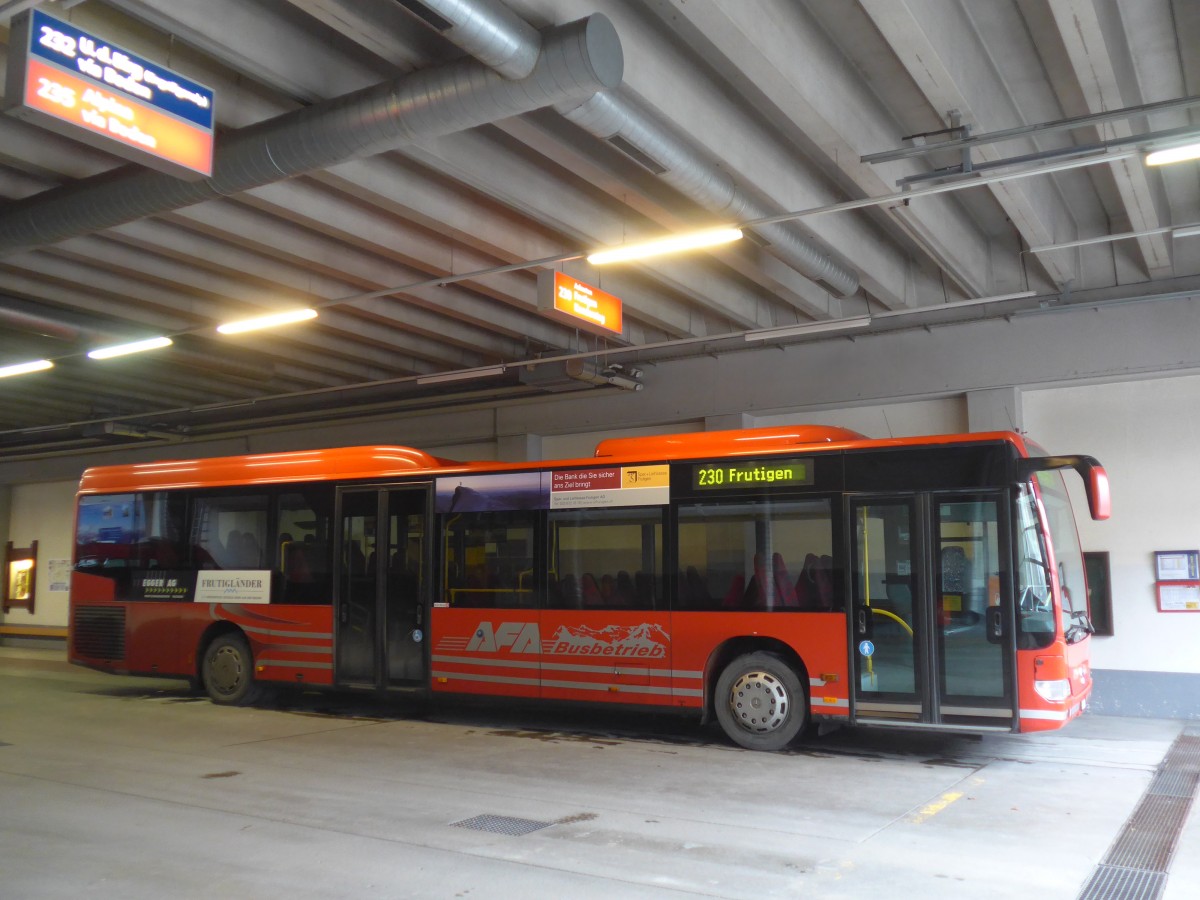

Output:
xmin=714 ymin=652 xmax=807 ymax=751
xmin=201 ymin=633 xmax=262 ymax=706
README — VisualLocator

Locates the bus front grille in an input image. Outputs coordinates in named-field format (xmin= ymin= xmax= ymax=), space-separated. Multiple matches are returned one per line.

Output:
xmin=73 ymin=606 xmax=126 ymax=661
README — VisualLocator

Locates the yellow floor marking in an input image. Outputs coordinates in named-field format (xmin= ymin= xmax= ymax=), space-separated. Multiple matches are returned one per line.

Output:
xmin=907 ymin=791 xmax=964 ymax=824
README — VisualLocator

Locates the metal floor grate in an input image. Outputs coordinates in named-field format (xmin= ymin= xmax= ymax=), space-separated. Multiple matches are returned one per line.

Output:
xmin=1146 ymin=769 xmax=1199 ymax=799
xmin=450 ymin=814 xmax=553 ymax=836
xmin=1078 ymin=867 xmax=1166 ymax=900
xmin=1169 ymin=734 xmax=1200 ymax=767
xmin=1104 ymin=795 xmax=1191 ymax=871
xmin=1076 ymin=731 xmax=1200 ymax=900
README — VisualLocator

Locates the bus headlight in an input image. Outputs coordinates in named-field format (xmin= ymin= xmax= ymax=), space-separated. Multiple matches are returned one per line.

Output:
xmin=1034 ymin=678 xmax=1071 ymax=703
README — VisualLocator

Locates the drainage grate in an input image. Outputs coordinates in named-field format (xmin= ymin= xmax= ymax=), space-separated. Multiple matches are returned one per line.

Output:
xmin=1170 ymin=734 xmax=1200 ymax=768
xmin=1076 ymin=731 xmax=1200 ymax=900
xmin=1104 ymin=795 xmax=1191 ymax=871
xmin=1078 ymin=866 xmax=1165 ymax=900
xmin=1146 ymin=769 xmax=1199 ymax=799
xmin=450 ymin=814 xmax=553 ymax=837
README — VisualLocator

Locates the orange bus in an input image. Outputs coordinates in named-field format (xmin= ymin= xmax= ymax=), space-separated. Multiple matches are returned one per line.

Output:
xmin=69 ymin=425 xmax=1109 ymax=750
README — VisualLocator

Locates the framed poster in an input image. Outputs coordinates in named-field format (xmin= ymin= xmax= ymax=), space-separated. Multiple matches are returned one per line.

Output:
xmin=1154 ymin=550 xmax=1199 ymax=581
xmin=1156 ymin=581 xmax=1200 ymax=613
xmin=3 ymin=540 xmax=37 ymax=613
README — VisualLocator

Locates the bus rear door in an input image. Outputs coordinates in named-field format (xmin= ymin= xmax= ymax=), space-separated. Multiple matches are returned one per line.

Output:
xmin=334 ymin=485 xmax=430 ymax=690
xmin=850 ymin=493 xmax=1014 ymax=729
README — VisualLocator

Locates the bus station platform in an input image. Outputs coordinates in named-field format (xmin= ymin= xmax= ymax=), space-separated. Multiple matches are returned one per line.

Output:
xmin=1 ymin=645 xmax=1196 ymax=899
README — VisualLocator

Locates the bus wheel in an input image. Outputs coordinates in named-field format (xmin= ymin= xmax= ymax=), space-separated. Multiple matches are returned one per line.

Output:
xmin=201 ymin=633 xmax=262 ymax=706
xmin=714 ymin=652 xmax=807 ymax=751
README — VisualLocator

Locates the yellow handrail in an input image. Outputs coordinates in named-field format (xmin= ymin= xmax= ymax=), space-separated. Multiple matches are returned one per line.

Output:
xmin=871 ymin=607 xmax=914 ymax=637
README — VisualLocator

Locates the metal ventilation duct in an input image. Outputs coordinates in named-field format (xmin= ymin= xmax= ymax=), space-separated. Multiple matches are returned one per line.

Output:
xmin=410 ymin=0 xmax=860 ymax=299
xmin=0 ymin=15 xmax=622 ymax=256
xmin=395 ymin=0 xmax=542 ymax=78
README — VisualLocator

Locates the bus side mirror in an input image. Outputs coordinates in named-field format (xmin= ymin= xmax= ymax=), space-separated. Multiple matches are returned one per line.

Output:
xmin=1086 ymin=465 xmax=1111 ymax=521
xmin=1017 ymin=455 xmax=1111 ymax=521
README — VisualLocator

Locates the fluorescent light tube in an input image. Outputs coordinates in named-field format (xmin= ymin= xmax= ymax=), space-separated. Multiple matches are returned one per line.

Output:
xmin=744 ymin=315 xmax=871 ymax=342
xmin=217 ymin=308 xmax=318 ymax=335
xmin=88 ymin=336 xmax=173 ymax=359
xmin=588 ymin=227 xmax=743 ymax=265
xmin=1145 ymin=141 xmax=1200 ymax=166
xmin=1172 ymin=224 xmax=1200 ymax=239
xmin=417 ymin=365 xmax=506 ymax=385
xmin=0 ymin=359 xmax=54 ymax=378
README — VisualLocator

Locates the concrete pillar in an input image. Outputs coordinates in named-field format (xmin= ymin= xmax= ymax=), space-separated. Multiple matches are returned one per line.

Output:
xmin=966 ymin=387 xmax=1023 ymax=433
xmin=705 ymin=413 xmax=757 ymax=431
xmin=496 ymin=432 xmax=543 ymax=462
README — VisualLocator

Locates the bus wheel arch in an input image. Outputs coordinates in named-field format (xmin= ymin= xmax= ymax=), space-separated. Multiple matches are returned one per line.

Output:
xmin=199 ymin=626 xmax=262 ymax=706
xmin=708 ymin=639 xmax=810 ymax=751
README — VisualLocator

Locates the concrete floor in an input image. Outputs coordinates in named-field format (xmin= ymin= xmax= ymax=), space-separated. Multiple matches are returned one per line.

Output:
xmin=0 ymin=645 xmax=1195 ymax=899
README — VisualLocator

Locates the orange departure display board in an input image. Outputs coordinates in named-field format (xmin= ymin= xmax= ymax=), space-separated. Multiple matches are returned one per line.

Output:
xmin=538 ymin=271 xmax=624 ymax=336
xmin=5 ymin=10 xmax=214 ymax=179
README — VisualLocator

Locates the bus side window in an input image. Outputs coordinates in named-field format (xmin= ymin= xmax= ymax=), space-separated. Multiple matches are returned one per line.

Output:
xmin=189 ymin=493 xmax=269 ymax=573
xmin=442 ymin=511 xmax=537 ymax=609
xmin=547 ymin=508 xmax=664 ymax=611
xmin=276 ymin=489 xmax=334 ymax=605
xmin=677 ymin=498 xmax=835 ymax=612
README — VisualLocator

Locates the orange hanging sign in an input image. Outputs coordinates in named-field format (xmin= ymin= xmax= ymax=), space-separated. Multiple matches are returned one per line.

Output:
xmin=539 ymin=271 xmax=624 ymax=336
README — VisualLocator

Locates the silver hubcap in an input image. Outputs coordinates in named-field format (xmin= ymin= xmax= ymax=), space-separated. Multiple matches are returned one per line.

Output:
xmin=209 ymin=646 xmax=245 ymax=695
xmin=728 ymin=670 xmax=789 ymax=734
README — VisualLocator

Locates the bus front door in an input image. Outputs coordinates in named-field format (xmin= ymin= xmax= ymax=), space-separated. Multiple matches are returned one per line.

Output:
xmin=335 ymin=485 xmax=430 ymax=690
xmin=850 ymin=494 xmax=1014 ymax=729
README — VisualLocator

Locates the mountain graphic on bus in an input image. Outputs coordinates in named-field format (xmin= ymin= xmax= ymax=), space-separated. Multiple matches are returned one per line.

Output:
xmin=546 ymin=623 xmax=669 ymax=658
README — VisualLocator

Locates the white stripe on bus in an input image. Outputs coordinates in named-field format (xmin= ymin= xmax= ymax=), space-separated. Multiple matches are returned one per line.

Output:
xmin=432 ymin=654 xmax=701 ymax=681
xmin=1019 ymin=708 xmax=1068 ymax=721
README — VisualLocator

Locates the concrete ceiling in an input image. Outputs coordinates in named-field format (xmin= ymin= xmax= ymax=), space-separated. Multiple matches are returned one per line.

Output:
xmin=1 ymin=0 xmax=1198 ymax=457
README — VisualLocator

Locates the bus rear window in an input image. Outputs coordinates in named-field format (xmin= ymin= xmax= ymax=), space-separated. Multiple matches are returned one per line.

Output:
xmin=76 ymin=492 xmax=187 ymax=586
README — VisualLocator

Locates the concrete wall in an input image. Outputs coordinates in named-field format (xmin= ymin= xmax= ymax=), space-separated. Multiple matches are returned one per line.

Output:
xmin=1025 ymin=377 xmax=1200 ymax=718
xmin=2 ymin=480 xmax=76 ymax=629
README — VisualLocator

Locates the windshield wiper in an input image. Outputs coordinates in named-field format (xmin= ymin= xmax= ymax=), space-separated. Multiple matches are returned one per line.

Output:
xmin=1065 ymin=609 xmax=1095 ymax=643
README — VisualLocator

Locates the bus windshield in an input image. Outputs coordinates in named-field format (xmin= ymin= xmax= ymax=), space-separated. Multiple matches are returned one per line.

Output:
xmin=1018 ymin=472 xmax=1091 ymax=646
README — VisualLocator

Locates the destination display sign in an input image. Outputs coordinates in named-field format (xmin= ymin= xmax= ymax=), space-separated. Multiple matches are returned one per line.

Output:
xmin=538 ymin=270 xmax=623 ymax=336
xmin=692 ymin=458 xmax=814 ymax=491
xmin=5 ymin=10 xmax=215 ymax=178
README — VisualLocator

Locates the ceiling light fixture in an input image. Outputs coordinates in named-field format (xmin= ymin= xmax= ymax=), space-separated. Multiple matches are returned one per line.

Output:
xmin=417 ymin=365 xmax=506 ymax=385
xmin=0 ymin=359 xmax=54 ymax=378
xmin=1145 ymin=141 xmax=1200 ymax=166
xmin=1172 ymin=224 xmax=1200 ymax=239
xmin=216 ymin=308 xmax=318 ymax=335
xmin=87 ymin=336 xmax=174 ymax=360
xmin=744 ymin=315 xmax=871 ymax=342
xmin=587 ymin=227 xmax=743 ymax=265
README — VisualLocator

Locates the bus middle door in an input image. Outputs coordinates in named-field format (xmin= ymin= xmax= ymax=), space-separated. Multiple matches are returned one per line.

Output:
xmin=334 ymin=485 xmax=430 ymax=690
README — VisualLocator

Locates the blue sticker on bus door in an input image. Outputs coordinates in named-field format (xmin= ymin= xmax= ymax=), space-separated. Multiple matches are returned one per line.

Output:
xmin=858 ymin=640 xmax=875 ymax=658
